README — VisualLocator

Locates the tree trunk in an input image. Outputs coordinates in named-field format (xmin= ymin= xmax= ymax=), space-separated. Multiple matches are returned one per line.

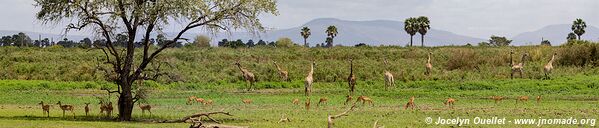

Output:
xmin=118 ymin=80 xmax=134 ymax=121
xmin=409 ymin=35 xmax=413 ymax=47
xmin=578 ymin=35 xmax=581 ymax=40
xmin=421 ymin=34 xmax=424 ymax=47
xmin=304 ymin=38 xmax=307 ymax=47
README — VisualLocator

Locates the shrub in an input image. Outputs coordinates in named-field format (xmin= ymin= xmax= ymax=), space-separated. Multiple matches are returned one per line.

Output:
xmin=445 ymin=48 xmax=479 ymax=70
xmin=558 ymin=42 xmax=599 ymax=67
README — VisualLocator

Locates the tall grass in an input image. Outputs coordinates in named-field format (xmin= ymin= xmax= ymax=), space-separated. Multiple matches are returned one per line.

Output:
xmin=1 ymin=44 xmax=598 ymax=84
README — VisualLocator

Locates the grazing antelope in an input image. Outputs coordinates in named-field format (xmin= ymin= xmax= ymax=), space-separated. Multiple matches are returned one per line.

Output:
xmin=305 ymin=61 xmax=316 ymax=96
xmin=105 ymin=102 xmax=114 ymax=117
xmin=242 ymin=99 xmax=253 ymax=104
xmin=356 ymin=96 xmax=374 ymax=106
xmin=292 ymin=98 xmax=300 ymax=105
xmin=347 ymin=59 xmax=357 ymax=96
xmin=305 ymin=97 xmax=311 ymax=110
xmin=543 ymin=53 xmax=557 ymax=79
xmin=444 ymin=98 xmax=456 ymax=109
xmin=38 ymin=101 xmax=50 ymax=117
xmin=204 ymin=99 xmax=213 ymax=105
xmin=56 ymin=101 xmax=75 ymax=118
xmin=404 ymin=96 xmax=415 ymax=110
xmin=84 ymin=103 xmax=90 ymax=116
xmin=425 ymin=52 xmax=433 ymax=76
xmin=274 ymin=61 xmax=290 ymax=82
xmin=317 ymin=97 xmax=328 ymax=107
xmin=235 ymin=61 xmax=256 ymax=91
xmin=187 ymin=96 xmax=198 ymax=105
xmin=138 ymin=103 xmax=152 ymax=117
xmin=536 ymin=96 xmax=542 ymax=104
xmin=99 ymin=101 xmax=107 ymax=115
xmin=516 ymin=96 xmax=529 ymax=103
xmin=491 ymin=96 xmax=504 ymax=104
xmin=195 ymin=98 xmax=205 ymax=104
xmin=344 ymin=95 xmax=353 ymax=105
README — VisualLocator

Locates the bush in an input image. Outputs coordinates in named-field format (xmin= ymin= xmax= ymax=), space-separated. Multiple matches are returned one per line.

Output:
xmin=558 ymin=42 xmax=599 ymax=67
xmin=275 ymin=38 xmax=295 ymax=48
xmin=445 ymin=48 xmax=480 ymax=70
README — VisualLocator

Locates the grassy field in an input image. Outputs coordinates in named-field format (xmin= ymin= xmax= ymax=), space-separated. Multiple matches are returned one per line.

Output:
xmin=0 ymin=74 xmax=597 ymax=127
xmin=1 ymin=46 xmax=598 ymax=127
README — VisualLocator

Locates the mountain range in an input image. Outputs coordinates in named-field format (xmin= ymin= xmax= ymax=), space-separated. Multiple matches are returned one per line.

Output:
xmin=1 ymin=18 xmax=597 ymax=46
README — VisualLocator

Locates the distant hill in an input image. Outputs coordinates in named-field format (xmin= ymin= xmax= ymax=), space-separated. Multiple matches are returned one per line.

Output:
xmin=512 ymin=24 xmax=599 ymax=46
xmin=180 ymin=18 xmax=485 ymax=46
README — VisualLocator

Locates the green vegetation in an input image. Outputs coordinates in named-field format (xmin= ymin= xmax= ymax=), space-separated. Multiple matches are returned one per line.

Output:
xmin=2 ymin=46 xmax=599 ymax=84
xmin=0 ymin=74 xmax=597 ymax=127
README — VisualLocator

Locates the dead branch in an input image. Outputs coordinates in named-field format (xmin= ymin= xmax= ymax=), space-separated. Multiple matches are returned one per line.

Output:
xmin=159 ymin=110 xmax=233 ymax=123
xmin=327 ymin=103 xmax=357 ymax=128
xmin=278 ymin=114 xmax=290 ymax=123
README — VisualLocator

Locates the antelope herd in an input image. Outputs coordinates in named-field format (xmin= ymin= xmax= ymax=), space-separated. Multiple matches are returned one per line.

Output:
xmin=35 ymin=100 xmax=152 ymax=118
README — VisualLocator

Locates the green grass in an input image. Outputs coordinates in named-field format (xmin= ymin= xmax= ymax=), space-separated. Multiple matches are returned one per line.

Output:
xmin=0 ymin=75 xmax=597 ymax=127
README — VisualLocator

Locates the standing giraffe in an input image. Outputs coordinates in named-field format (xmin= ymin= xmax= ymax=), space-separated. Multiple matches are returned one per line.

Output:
xmin=347 ymin=59 xmax=357 ymax=96
xmin=235 ymin=61 xmax=256 ymax=91
xmin=425 ymin=52 xmax=433 ymax=76
xmin=383 ymin=58 xmax=395 ymax=90
xmin=543 ymin=53 xmax=557 ymax=79
xmin=511 ymin=52 xmax=529 ymax=79
xmin=304 ymin=61 xmax=315 ymax=96
xmin=274 ymin=61 xmax=290 ymax=82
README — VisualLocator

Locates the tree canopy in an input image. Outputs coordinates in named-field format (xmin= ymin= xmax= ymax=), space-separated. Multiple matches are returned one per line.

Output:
xmin=34 ymin=0 xmax=278 ymax=121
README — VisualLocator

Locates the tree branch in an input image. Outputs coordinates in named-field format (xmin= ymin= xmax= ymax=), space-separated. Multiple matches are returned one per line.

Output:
xmin=327 ymin=103 xmax=357 ymax=128
xmin=158 ymin=110 xmax=233 ymax=123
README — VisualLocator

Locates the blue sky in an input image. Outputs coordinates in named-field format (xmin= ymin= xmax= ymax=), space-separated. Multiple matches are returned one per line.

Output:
xmin=0 ymin=0 xmax=598 ymax=38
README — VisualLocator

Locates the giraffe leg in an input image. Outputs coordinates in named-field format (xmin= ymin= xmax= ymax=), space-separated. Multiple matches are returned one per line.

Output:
xmin=510 ymin=71 xmax=514 ymax=79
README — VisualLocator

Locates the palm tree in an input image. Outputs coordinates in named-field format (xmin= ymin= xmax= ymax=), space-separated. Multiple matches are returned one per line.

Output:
xmin=572 ymin=18 xmax=586 ymax=40
xmin=325 ymin=26 xmax=338 ymax=47
xmin=417 ymin=16 xmax=431 ymax=47
xmin=567 ymin=32 xmax=577 ymax=41
xmin=300 ymin=27 xmax=311 ymax=47
xmin=404 ymin=18 xmax=417 ymax=47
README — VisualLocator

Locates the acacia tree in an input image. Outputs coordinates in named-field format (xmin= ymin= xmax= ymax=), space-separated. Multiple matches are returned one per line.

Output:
xmin=34 ymin=0 xmax=277 ymax=121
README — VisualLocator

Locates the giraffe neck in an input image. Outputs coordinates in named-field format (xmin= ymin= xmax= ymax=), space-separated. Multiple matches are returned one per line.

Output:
xmin=274 ymin=63 xmax=282 ymax=72
xmin=350 ymin=61 xmax=353 ymax=75
xmin=510 ymin=52 xmax=513 ymax=66
xmin=427 ymin=54 xmax=431 ymax=64
xmin=237 ymin=65 xmax=246 ymax=74
xmin=548 ymin=55 xmax=555 ymax=64
xmin=308 ymin=64 xmax=314 ymax=76
xmin=520 ymin=55 xmax=526 ymax=66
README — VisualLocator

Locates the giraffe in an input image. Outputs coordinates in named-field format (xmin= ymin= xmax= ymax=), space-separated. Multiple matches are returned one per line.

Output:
xmin=235 ymin=61 xmax=256 ymax=91
xmin=273 ymin=61 xmax=290 ymax=82
xmin=543 ymin=53 xmax=557 ymax=79
xmin=511 ymin=52 xmax=529 ymax=79
xmin=425 ymin=52 xmax=433 ymax=76
xmin=347 ymin=59 xmax=357 ymax=96
xmin=304 ymin=61 xmax=315 ymax=96
xmin=383 ymin=58 xmax=395 ymax=90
